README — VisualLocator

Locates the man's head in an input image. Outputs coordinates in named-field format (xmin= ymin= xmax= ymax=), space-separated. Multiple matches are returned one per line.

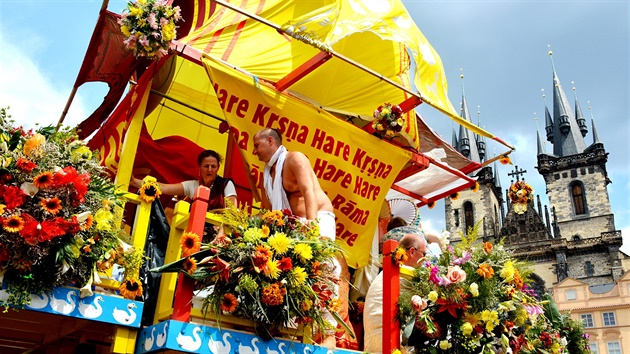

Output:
xmin=252 ymin=128 xmax=282 ymax=163
xmin=398 ymin=233 xmax=427 ymax=266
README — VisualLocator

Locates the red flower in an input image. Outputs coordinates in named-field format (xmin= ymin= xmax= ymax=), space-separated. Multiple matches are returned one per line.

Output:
xmin=209 ymin=257 xmax=231 ymax=282
xmin=53 ymin=166 xmax=78 ymax=186
xmin=312 ymin=282 xmax=334 ymax=302
xmin=16 ymin=158 xmax=36 ymax=173
xmin=19 ymin=213 xmax=67 ymax=244
xmin=435 ymin=296 xmax=468 ymax=318
xmin=4 ymin=185 xmax=27 ymax=209
xmin=278 ymin=257 xmax=293 ymax=271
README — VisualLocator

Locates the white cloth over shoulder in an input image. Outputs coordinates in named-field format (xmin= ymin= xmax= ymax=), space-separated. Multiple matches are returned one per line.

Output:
xmin=264 ymin=145 xmax=291 ymax=211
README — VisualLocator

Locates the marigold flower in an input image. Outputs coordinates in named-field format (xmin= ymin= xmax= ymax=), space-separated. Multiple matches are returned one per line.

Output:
xmin=483 ymin=241 xmax=493 ymax=254
xmin=40 ymin=197 xmax=63 ymax=215
xmin=3 ymin=214 xmax=25 ymax=233
xmin=119 ymin=277 xmax=143 ymax=299
xmin=180 ymin=231 xmax=200 ymax=257
xmin=253 ymin=244 xmax=272 ymax=272
xmin=182 ymin=257 xmax=198 ymax=275
xmin=220 ymin=293 xmax=238 ymax=313
xmin=476 ymin=263 xmax=495 ymax=279
xmin=261 ymin=282 xmax=286 ymax=306
xmin=33 ymin=171 xmax=54 ymax=189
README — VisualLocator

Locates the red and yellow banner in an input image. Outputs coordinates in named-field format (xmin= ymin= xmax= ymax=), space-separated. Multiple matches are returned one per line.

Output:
xmin=203 ymin=56 xmax=411 ymax=268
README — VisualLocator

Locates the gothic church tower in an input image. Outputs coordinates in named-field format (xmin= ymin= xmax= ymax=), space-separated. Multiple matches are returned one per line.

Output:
xmin=444 ymin=76 xmax=504 ymax=243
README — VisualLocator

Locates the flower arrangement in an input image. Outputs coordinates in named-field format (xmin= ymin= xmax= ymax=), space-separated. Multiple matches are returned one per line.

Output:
xmin=508 ymin=180 xmax=534 ymax=214
xmin=397 ymin=223 xmax=590 ymax=354
xmin=372 ymin=103 xmax=404 ymax=137
xmin=0 ymin=107 xmax=141 ymax=307
xmin=154 ymin=203 xmax=344 ymax=338
xmin=118 ymin=0 xmax=182 ymax=59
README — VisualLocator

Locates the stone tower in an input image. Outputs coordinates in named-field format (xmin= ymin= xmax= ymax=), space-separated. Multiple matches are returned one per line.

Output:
xmin=444 ymin=78 xmax=504 ymax=243
xmin=533 ymin=52 xmax=627 ymax=286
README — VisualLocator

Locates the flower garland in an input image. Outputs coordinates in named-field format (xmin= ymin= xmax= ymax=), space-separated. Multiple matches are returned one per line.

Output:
xmin=118 ymin=0 xmax=182 ymax=59
xmin=153 ymin=203 xmax=343 ymax=337
xmin=372 ymin=103 xmax=404 ymax=137
xmin=397 ymin=222 xmax=590 ymax=354
xmin=508 ymin=180 xmax=534 ymax=214
xmin=0 ymin=107 xmax=141 ymax=307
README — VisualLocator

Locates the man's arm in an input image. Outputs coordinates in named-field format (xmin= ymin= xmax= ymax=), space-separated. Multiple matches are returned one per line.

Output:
xmin=286 ymin=152 xmax=319 ymax=220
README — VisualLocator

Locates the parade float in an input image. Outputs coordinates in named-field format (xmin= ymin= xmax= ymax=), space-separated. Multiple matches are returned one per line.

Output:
xmin=0 ymin=1 xmax=592 ymax=353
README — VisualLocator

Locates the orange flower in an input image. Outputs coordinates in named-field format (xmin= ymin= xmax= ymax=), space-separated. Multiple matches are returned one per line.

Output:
xmin=261 ymin=225 xmax=270 ymax=238
xmin=450 ymin=192 xmax=459 ymax=200
xmin=476 ymin=263 xmax=495 ymax=279
xmin=180 ymin=232 xmax=201 ymax=257
xmin=80 ymin=215 xmax=94 ymax=231
xmin=119 ymin=278 xmax=143 ymax=299
xmin=220 ymin=293 xmax=238 ymax=313
xmin=3 ymin=214 xmax=25 ymax=233
xmin=182 ymin=257 xmax=198 ymax=275
xmin=483 ymin=242 xmax=493 ymax=254
xmin=23 ymin=133 xmax=45 ymax=157
xmin=33 ymin=171 xmax=55 ymax=189
xmin=393 ymin=247 xmax=408 ymax=266
xmin=513 ymin=270 xmax=524 ymax=290
xmin=261 ymin=282 xmax=286 ymax=306
xmin=499 ymin=155 xmax=512 ymax=165
xmin=427 ymin=201 xmax=436 ymax=209
xmin=471 ymin=182 xmax=480 ymax=192
xmin=40 ymin=197 xmax=63 ymax=215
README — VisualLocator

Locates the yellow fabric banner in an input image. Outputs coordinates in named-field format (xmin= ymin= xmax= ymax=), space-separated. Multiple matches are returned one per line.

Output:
xmin=203 ymin=56 xmax=411 ymax=268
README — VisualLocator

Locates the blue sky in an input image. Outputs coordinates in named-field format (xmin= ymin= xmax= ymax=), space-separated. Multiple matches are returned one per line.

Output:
xmin=1 ymin=1 xmax=628 ymax=253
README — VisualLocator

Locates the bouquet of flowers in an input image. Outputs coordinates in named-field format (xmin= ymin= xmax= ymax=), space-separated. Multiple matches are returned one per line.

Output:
xmin=118 ymin=0 xmax=182 ymax=59
xmin=397 ymin=222 xmax=590 ymax=354
xmin=0 ymin=107 xmax=142 ymax=307
xmin=372 ymin=103 xmax=404 ymax=137
xmin=154 ymin=204 xmax=343 ymax=338
xmin=508 ymin=180 xmax=534 ymax=214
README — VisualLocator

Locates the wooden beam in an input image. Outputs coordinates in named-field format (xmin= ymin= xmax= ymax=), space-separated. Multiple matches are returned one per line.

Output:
xmin=275 ymin=52 xmax=332 ymax=91
xmin=397 ymin=96 xmax=423 ymax=113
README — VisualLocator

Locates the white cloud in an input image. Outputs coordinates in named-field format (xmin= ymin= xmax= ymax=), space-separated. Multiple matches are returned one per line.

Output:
xmin=620 ymin=226 xmax=630 ymax=257
xmin=0 ymin=31 xmax=87 ymax=130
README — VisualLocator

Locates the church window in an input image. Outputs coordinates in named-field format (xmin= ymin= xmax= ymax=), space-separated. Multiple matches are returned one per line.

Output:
xmin=454 ymin=209 xmax=460 ymax=227
xmin=573 ymin=235 xmax=581 ymax=241
xmin=606 ymin=341 xmax=621 ymax=354
xmin=580 ymin=314 xmax=594 ymax=328
xmin=570 ymin=181 xmax=587 ymax=215
xmin=584 ymin=261 xmax=594 ymax=276
xmin=464 ymin=202 xmax=474 ymax=233
xmin=603 ymin=312 xmax=616 ymax=326
xmin=565 ymin=289 xmax=577 ymax=301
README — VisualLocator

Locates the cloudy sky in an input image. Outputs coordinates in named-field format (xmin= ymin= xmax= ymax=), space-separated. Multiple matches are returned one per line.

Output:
xmin=1 ymin=1 xmax=628 ymax=252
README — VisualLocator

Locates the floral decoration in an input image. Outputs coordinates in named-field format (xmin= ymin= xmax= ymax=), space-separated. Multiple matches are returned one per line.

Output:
xmin=153 ymin=203 xmax=343 ymax=338
xmin=0 ymin=107 xmax=141 ymax=307
xmin=392 ymin=246 xmax=408 ymax=267
xmin=373 ymin=103 xmax=404 ymax=137
xmin=471 ymin=182 xmax=480 ymax=192
xmin=118 ymin=0 xmax=182 ymax=59
xmin=397 ymin=222 xmax=590 ymax=354
xmin=138 ymin=175 xmax=162 ymax=203
xmin=499 ymin=155 xmax=512 ymax=165
xmin=508 ymin=180 xmax=534 ymax=214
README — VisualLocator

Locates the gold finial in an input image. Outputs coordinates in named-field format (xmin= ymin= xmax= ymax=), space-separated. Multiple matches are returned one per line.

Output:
xmin=460 ymin=67 xmax=464 ymax=79
xmin=548 ymin=44 xmax=552 ymax=55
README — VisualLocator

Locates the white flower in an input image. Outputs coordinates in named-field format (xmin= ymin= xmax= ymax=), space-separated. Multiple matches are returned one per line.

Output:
xmin=20 ymin=182 xmax=39 ymax=196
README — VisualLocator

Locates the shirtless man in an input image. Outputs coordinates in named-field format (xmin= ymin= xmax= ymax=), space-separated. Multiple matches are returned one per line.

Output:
xmin=252 ymin=128 xmax=334 ymax=235
xmin=252 ymin=128 xmax=343 ymax=348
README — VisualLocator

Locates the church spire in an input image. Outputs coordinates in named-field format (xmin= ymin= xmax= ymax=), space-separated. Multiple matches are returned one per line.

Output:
xmin=589 ymin=104 xmax=603 ymax=145
xmin=547 ymin=49 xmax=587 ymax=156
xmin=573 ymin=83 xmax=588 ymax=137
xmin=457 ymin=70 xmax=481 ymax=163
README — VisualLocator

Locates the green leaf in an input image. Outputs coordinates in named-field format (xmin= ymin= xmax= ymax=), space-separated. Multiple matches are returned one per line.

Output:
xmin=331 ymin=311 xmax=356 ymax=339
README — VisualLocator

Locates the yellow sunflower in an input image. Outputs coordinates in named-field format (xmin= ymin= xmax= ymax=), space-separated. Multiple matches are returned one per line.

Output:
xmin=180 ymin=232 xmax=201 ymax=257
xmin=3 ymin=214 xmax=25 ymax=233
xmin=40 ymin=197 xmax=63 ymax=215
xmin=119 ymin=278 xmax=143 ymax=299
xmin=33 ymin=171 xmax=54 ymax=189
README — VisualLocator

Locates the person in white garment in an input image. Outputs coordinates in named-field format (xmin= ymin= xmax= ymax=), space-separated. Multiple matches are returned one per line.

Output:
xmin=252 ymin=128 xmax=341 ymax=348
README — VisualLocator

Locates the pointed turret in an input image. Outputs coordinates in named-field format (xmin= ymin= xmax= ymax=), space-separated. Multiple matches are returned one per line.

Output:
xmin=537 ymin=129 xmax=547 ymax=155
xmin=573 ymin=85 xmax=588 ymax=137
xmin=457 ymin=73 xmax=481 ymax=163
xmin=591 ymin=115 xmax=602 ymax=145
xmin=493 ymin=162 xmax=502 ymax=190
xmin=548 ymin=51 xmax=587 ymax=156
xmin=452 ymin=129 xmax=459 ymax=151
xmin=544 ymin=105 xmax=554 ymax=143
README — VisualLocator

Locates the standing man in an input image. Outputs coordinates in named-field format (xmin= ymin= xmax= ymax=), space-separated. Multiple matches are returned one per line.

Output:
xmin=252 ymin=128 xmax=335 ymax=238
xmin=252 ymin=128 xmax=345 ymax=348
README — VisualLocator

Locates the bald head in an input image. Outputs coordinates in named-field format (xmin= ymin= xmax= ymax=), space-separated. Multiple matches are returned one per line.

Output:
xmin=399 ymin=233 xmax=427 ymax=266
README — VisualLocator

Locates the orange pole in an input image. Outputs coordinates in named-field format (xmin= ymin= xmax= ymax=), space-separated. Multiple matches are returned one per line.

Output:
xmin=382 ymin=239 xmax=401 ymax=353
xmin=172 ymin=186 xmax=210 ymax=321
